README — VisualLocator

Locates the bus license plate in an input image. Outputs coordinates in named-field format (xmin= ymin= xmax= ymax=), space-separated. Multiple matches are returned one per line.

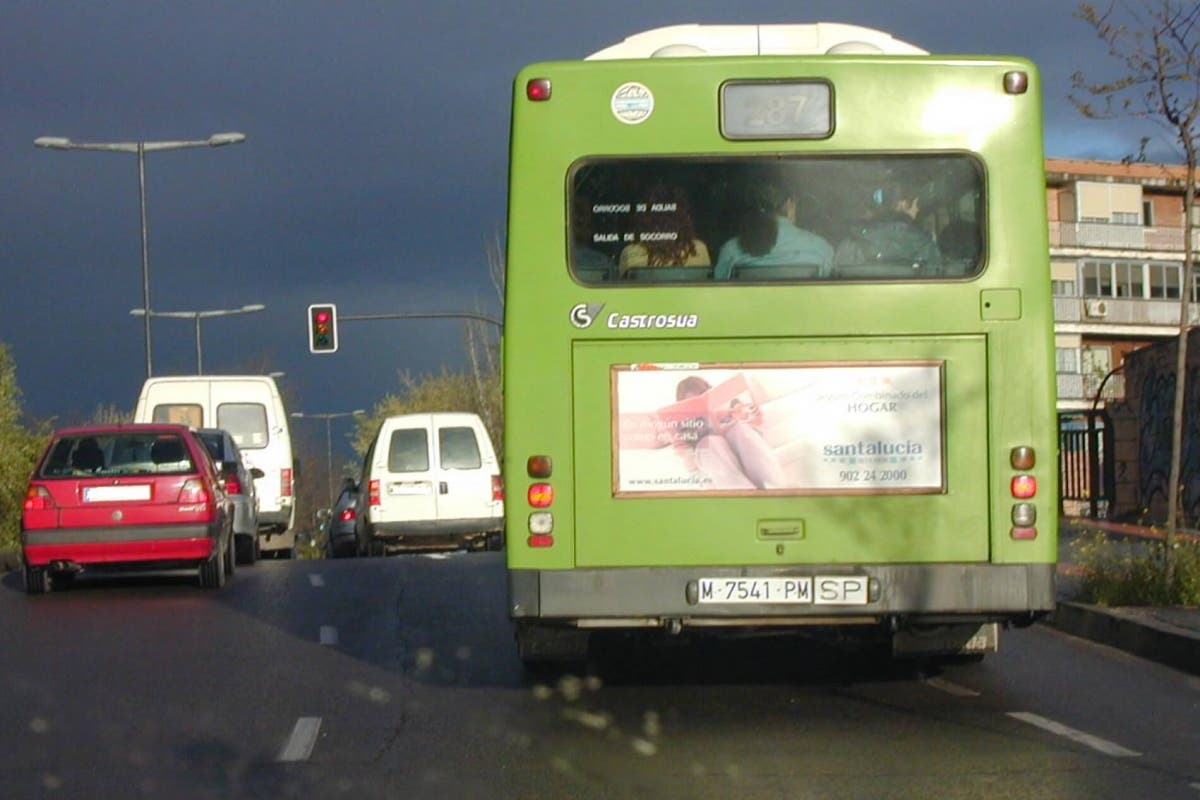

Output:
xmin=697 ymin=576 xmax=868 ymax=605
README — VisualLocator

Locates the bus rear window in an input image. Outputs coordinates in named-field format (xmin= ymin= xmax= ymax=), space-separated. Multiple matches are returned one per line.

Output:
xmin=569 ymin=154 xmax=983 ymax=284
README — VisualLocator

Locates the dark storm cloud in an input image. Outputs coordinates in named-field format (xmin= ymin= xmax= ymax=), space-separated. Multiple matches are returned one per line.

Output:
xmin=0 ymin=0 xmax=1163 ymax=431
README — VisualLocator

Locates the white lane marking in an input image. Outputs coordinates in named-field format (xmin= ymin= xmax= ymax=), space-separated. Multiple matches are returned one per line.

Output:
xmin=277 ymin=717 xmax=322 ymax=762
xmin=1007 ymin=712 xmax=1141 ymax=757
xmin=424 ymin=553 xmax=449 ymax=560
xmin=319 ymin=626 xmax=338 ymax=646
xmin=1190 ymin=782 xmax=1200 ymax=791
xmin=308 ymin=573 xmax=325 ymax=587
xmin=923 ymin=677 xmax=980 ymax=697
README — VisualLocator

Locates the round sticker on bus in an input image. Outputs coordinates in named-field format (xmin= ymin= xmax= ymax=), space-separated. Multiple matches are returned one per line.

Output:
xmin=611 ymin=82 xmax=654 ymax=124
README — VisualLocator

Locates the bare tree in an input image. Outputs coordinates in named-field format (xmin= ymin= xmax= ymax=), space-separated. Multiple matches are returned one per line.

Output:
xmin=1072 ymin=0 xmax=1200 ymax=581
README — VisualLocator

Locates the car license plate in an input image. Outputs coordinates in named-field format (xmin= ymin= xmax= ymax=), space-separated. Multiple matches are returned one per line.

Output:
xmin=387 ymin=482 xmax=432 ymax=496
xmin=84 ymin=485 xmax=151 ymax=502
xmin=697 ymin=576 xmax=868 ymax=605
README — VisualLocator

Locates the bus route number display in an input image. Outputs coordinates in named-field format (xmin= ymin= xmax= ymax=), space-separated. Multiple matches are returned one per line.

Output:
xmin=720 ymin=81 xmax=833 ymax=140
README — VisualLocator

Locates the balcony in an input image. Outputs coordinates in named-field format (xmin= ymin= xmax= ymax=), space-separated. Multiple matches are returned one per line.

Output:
xmin=1054 ymin=296 xmax=1194 ymax=327
xmin=1057 ymin=371 xmax=1126 ymax=406
xmin=1049 ymin=220 xmax=1200 ymax=252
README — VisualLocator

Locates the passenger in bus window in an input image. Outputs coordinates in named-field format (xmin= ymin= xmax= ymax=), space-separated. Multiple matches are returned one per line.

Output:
xmin=618 ymin=185 xmax=711 ymax=278
xmin=713 ymin=182 xmax=833 ymax=280
xmin=936 ymin=218 xmax=982 ymax=276
xmin=834 ymin=181 xmax=942 ymax=271
xmin=672 ymin=376 xmax=785 ymax=491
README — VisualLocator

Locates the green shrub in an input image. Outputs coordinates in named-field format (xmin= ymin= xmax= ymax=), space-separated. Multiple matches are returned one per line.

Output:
xmin=1073 ymin=529 xmax=1200 ymax=606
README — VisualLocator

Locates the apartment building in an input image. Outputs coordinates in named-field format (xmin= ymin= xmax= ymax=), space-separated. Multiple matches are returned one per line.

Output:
xmin=1047 ymin=157 xmax=1200 ymax=412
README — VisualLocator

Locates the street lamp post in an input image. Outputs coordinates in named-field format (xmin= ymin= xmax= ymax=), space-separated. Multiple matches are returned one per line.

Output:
xmin=291 ymin=410 xmax=367 ymax=505
xmin=129 ymin=303 xmax=265 ymax=374
xmin=35 ymin=132 xmax=248 ymax=378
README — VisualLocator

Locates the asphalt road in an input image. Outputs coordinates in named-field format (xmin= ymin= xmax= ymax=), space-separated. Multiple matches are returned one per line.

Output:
xmin=1 ymin=553 xmax=1198 ymax=799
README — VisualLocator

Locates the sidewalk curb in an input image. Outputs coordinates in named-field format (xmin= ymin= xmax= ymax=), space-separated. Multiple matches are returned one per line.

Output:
xmin=1049 ymin=601 xmax=1200 ymax=677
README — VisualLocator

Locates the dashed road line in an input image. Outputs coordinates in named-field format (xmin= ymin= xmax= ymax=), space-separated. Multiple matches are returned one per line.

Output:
xmin=923 ymin=677 xmax=980 ymax=697
xmin=278 ymin=717 xmax=322 ymax=762
xmin=319 ymin=626 xmax=338 ymax=646
xmin=1007 ymin=711 xmax=1141 ymax=758
xmin=308 ymin=573 xmax=325 ymax=587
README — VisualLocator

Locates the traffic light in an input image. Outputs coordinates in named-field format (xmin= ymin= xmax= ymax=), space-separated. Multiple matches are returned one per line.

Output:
xmin=307 ymin=303 xmax=338 ymax=353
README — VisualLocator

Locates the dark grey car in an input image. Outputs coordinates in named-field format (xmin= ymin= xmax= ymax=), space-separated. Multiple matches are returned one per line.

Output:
xmin=324 ymin=478 xmax=360 ymax=558
xmin=197 ymin=428 xmax=264 ymax=565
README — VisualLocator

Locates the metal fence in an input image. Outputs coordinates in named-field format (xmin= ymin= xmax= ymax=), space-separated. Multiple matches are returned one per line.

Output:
xmin=1059 ymin=411 xmax=1114 ymax=519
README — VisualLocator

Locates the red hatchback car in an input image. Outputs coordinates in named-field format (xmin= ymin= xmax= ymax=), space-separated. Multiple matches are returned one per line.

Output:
xmin=20 ymin=423 xmax=235 ymax=593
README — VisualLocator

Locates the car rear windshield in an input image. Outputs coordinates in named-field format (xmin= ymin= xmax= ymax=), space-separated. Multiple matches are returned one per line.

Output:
xmin=388 ymin=429 xmax=430 ymax=473
xmin=152 ymin=403 xmax=203 ymax=427
xmin=39 ymin=433 xmax=196 ymax=477
xmin=439 ymin=427 xmax=482 ymax=469
xmin=216 ymin=403 xmax=269 ymax=450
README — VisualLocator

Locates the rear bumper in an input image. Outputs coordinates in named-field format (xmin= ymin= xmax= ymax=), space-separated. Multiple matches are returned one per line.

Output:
xmin=21 ymin=524 xmax=217 ymax=567
xmin=508 ymin=563 xmax=1056 ymax=625
xmin=371 ymin=517 xmax=503 ymax=538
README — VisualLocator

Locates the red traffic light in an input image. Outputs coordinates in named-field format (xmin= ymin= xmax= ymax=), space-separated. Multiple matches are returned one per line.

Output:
xmin=307 ymin=303 xmax=338 ymax=353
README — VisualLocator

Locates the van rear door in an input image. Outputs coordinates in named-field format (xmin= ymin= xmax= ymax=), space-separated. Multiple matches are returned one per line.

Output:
xmin=433 ymin=419 xmax=500 ymax=523
xmin=379 ymin=422 xmax=439 ymax=523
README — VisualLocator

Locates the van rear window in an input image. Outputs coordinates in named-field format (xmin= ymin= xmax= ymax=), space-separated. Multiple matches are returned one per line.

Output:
xmin=439 ymin=427 xmax=482 ymax=469
xmin=217 ymin=403 xmax=269 ymax=450
xmin=152 ymin=404 xmax=203 ymax=427
xmin=388 ymin=429 xmax=430 ymax=472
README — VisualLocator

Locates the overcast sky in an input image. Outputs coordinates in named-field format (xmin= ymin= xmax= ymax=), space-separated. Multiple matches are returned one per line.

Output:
xmin=0 ymin=1 xmax=1175 ymax=447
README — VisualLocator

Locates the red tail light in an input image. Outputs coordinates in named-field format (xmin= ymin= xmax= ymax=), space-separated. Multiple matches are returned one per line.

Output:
xmin=23 ymin=486 xmax=55 ymax=511
xmin=492 ymin=474 xmax=505 ymax=502
xmin=339 ymin=507 xmax=356 ymax=522
xmin=281 ymin=468 xmax=293 ymax=497
xmin=1011 ymin=475 xmax=1037 ymax=499
xmin=224 ymin=476 xmax=243 ymax=495
xmin=369 ymin=479 xmax=381 ymax=507
xmin=527 ymin=483 xmax=553 ymax=508
xmin=179 ymin=478 xmax=211 ymax=505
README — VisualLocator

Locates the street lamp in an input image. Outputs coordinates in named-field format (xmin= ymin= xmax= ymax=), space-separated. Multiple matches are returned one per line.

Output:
xmin=35 ymin=132 xmax=248 ymax=378
xmin=130 ymin=303 xmax=265 ymax=374
xmin=291 ymin=410 xmax=367 ymax=505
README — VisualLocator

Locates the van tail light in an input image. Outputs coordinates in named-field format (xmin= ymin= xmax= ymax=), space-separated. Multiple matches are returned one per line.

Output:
xmin=369 ymin=479 xmax=381 ymax=507
xmin=492 ymin=474 xmax=504 ymax=502
xmin=23 ymin=486 xmax=55 ymax=511
xmin=281 ymin=468 xmax=293 ymax=497
xmin=179 ymin=479 xmax=211 ymax=505
xmin=339 ymin=507 xmax=356 ymax=522
xmin=224 ymin=476 xmax=243 ymax=495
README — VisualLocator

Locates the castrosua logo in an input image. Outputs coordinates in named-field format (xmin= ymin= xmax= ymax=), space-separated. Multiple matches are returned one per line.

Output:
xmin=570 ymin=302 xmax=605 ymax=329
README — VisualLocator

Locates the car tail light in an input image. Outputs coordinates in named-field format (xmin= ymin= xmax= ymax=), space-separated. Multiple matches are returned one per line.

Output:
xmin=23 ymin=486 xmax=55 ymax=511
xmin=179 ymin=479 xmax=211 ymax=505
xmin=1011 ymin=475 xmax=1037 ymax=499
xmin=492 ymin=474 xmax=504 ymax=502
xmin=224 ymin=475 xmax=243 ymax=495
xmin=369 ymin=479 xmax=381 ymax=507
xmin=339 ymin=507 xmax=356 ymax=522
xmin=527 ymin=483 xmax=553 ymax=508
xmin=526 ymin=78 xmax=552 ymax=101
xmin=281 ymin=468 xmax=293 ymax=497
xmin=1010 ymin=445 xmax=1037 ymax=539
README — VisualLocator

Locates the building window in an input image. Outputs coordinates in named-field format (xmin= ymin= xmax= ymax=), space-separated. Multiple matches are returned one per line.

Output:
xmin=1056 ymin=347 xmax=1081 ymax=373
xmin=1112 ymin=211 xmax=1139 ymax=225
xmin=1149 ymin=263 xmax=1181 ymax=298
xmin=1082 ymin=261 xmax=1114 ymax=297
xmin=1143 ymin=200 xmax=1154 ymax=226
xmin=1114 ymin=262 xmax=1144 ymax=298
xmin=1052 ymin=279 xmax=1077 ymax=296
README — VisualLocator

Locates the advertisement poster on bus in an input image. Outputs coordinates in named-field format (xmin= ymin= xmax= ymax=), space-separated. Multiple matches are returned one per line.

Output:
xmin=612 ymin=362 xmax=944 ymax=496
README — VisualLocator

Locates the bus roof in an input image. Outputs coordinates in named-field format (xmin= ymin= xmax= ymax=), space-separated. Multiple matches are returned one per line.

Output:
xmin=585 ymin=23 xmax=928 ymax=60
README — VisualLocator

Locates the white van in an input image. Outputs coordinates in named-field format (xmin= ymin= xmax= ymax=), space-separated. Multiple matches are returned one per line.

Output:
xmin=359 ymin=412 xmax=503 ymax=554
xmin=134 ymin=375 xmax=297 ymax=557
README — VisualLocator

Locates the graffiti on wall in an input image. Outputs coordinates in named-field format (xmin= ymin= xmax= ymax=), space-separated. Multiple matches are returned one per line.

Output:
xmin=1128 ymin=331 xmax=1200 ymax=525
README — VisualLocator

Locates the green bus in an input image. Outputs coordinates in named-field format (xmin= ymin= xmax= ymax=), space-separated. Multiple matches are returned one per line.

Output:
xmin=503 ymin=23 xmax=1057 ymax=664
